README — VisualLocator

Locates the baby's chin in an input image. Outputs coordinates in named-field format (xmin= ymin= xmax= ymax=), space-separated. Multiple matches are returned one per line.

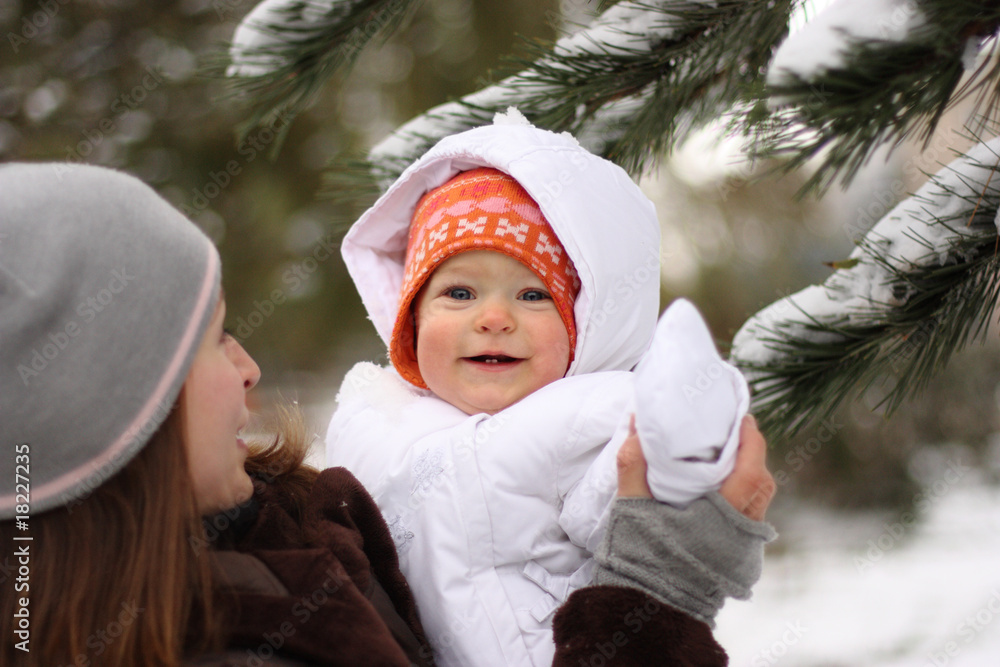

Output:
xmin=429 ymin=376 xmax=564 ymax=415
xmin=451 ymin=392 xmax=530 ymax=416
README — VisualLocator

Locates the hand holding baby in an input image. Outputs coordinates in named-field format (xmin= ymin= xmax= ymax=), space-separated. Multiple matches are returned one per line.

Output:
xmin=617 ymin=415 xmax=776 ymax=521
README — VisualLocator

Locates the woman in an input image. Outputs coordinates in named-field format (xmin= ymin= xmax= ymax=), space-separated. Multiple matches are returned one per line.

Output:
xmin=0 ymin=162 xmax=775 ymax=666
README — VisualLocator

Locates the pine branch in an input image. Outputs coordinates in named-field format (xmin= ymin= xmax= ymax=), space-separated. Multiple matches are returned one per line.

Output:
xmin=217 ymin=0 xmax=419 ymax=146
xmin=745 ymin=237 xmax=1000 ymax=439
xmin=756 ymin=0 xmax=1000 ymax=193
xmin=323 ymin=0 xmax=799 ymax=207
xmin=733 ymin=136 xmax=1000 ymax=440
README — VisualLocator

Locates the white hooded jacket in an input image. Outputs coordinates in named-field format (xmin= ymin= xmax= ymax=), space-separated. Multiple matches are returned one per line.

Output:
xmin=326 ymin=115 xmax=745 ymax=666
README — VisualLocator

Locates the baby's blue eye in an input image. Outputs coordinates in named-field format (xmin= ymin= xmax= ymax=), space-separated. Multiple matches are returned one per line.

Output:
xmin=446 ymin=287 xmax=473 ymax=300
xmin=520 ymin=289 xmax=549 ymax=302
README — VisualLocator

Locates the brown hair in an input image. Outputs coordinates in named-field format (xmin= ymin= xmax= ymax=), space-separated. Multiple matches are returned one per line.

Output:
xmin=243 ymin=402 xmax=319 ymax=521
xmin=0 ymin=403 xmax=221 ymax=666
xmin=0 ymin=401 xmax=316 ymax=666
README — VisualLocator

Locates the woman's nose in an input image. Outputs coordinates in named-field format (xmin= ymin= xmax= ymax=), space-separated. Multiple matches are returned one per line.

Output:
xmin=231 ymin=340 xmax=262 ymax=390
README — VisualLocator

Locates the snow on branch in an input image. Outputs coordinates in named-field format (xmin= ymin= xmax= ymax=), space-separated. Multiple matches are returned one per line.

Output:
xmin=767 ymin=0 xmax=928 ymax=90
xmin=732 ymin=135 xmax=1000 ymax=437
xmin=757 ymin=0 xmax=1000 ymax=192
xmin=365 ymin=1 xmax=690 ymax=172
xmin=326 ymin=0 xmax=796 ymax=201
xmin=223 ymin=0 xmax=419 ymax=140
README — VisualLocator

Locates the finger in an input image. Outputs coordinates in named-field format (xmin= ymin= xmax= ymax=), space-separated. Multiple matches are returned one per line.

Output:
xmin=616 ymin=417 xmax=653 ymax=499
xmin=720 ymin=414 xmax=776 ymax=520
xmin=735 ymin=414 xmax=767 ymax=470
xmin=742 ymin=475 xmax=777 ymax=522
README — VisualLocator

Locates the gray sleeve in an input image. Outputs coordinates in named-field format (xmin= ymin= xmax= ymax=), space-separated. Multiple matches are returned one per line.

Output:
xmin=592 ymin=492 xmax=777 ymax=628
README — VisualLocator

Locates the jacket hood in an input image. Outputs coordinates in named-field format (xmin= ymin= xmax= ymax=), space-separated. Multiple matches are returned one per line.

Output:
xmin=342 ymin=115 xmax=661 ymax=376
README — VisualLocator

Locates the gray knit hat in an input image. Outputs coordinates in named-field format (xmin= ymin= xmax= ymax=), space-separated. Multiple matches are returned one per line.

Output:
xmin=0 ymin=163 xmax=221 ymax=518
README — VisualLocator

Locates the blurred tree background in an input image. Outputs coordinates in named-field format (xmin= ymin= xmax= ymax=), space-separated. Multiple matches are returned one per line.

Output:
xmin=0 ymin=0 xmax=561 ymax=416
xmin=4 ymin=0 xmax=1000 ymax=511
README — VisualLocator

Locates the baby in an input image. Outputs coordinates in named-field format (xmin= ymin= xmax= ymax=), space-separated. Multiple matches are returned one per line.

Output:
xmin=326 ymin=113 xmax=749 ymax=666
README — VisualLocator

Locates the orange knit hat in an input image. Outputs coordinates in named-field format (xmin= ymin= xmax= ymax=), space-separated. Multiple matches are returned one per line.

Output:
xmin=390 ymin=168 xmax=580 ymax=388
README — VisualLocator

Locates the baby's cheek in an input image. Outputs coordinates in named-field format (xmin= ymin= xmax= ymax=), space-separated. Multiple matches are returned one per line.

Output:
xmin=552 ymin=335 xmax=573 ymax=376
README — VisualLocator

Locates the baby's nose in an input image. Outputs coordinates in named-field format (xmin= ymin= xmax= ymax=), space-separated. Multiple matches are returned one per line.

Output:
xmin=475 ymin=298 xmax=515 ymax=332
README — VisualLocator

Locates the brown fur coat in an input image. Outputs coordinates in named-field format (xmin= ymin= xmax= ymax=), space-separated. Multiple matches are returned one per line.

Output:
xmin=190 ymin=467 xmax=727 ymax=666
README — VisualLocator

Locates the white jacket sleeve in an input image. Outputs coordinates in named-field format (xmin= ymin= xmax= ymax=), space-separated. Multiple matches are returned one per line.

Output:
xmin=554 ymin=374 xmax=635 ymax=555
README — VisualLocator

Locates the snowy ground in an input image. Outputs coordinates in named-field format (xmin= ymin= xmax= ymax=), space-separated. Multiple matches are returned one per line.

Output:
xmin=715 ymin=470 xmax=1000 ymax=667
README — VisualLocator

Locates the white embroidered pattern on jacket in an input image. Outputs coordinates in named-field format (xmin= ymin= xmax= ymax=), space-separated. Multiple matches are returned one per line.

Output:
xmin=411 ymin=448 xmax=446 ymax=495
xmin=386 ymin=514 xmax=415 ymax=553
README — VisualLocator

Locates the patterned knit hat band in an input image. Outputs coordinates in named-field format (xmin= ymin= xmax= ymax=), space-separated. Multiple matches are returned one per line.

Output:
xmin=390 ymin=168 xmax=579 ymax=389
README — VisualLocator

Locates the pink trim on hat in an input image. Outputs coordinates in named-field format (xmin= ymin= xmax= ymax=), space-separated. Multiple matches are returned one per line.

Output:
xmin=1 ymin=244 xmax=220 ymax=514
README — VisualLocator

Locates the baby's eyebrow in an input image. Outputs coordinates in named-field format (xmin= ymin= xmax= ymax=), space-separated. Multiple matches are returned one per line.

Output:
xmin=433 ymin=268 xmax=474 ymax=280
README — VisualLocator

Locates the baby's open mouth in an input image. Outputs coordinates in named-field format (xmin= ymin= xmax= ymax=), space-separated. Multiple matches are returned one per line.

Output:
xmin=468 ymin=354 xmax=519 ymax=364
